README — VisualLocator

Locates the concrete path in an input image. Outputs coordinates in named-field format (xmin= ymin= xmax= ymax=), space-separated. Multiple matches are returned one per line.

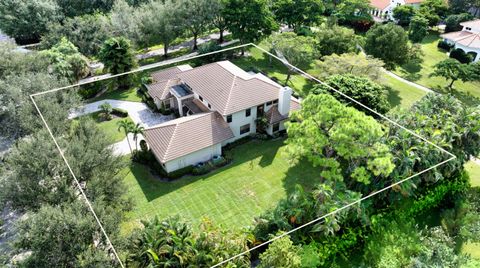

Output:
xmin=111 ymin=133 xmax=145 ymax=156
xmin=69 ymin=99 xmax=174 ymax=128
xmin=383 ymin=70 xmax=434 ymax=93
xmin=80 ymin=39 xmax=239 ymax=84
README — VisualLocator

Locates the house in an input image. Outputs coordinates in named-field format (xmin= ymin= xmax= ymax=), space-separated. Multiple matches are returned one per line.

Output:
xmin=369 ymin=0 xmax=423 ymax=20
xmin=440 ymin=19 xmax=480 ymax=62
xmin=144 ymin=61 xmax=301 ymax=173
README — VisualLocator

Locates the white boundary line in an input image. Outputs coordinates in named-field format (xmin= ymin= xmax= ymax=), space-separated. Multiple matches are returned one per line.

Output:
xmin=29 ymin=43 xmax=456 ymax=268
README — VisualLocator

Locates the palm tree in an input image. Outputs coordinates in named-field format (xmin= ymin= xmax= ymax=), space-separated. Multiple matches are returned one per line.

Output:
xmin=117 ymin=120 xmax=135 ymax=154
xmin=131 ymin=123 xmax=145 ymax=152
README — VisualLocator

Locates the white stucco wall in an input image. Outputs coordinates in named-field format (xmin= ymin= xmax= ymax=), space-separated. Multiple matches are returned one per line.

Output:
xmin=266 ymin=120 xmax=287 ymax=135
xmin=163 ymin=143 xmax=222 ymax=173
xmin=222 ymin=106 xmax=259 ymax=144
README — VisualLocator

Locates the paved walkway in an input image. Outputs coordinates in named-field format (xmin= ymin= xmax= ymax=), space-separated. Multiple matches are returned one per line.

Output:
xmin=69 ymin=99 xmax=174 ymax=127
xmin=69 ymin=99 xmax=174 ymax=156
xmin=383 ymin=70 xmax=434 ymax=93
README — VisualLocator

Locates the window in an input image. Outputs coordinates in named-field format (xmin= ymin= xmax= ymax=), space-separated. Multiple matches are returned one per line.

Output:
xmin=208 ymin=103 xmax=211 ymax=109
xmin=164 ymin=101 xmax=171 ymax=109
xmin=227 ymin=115 xmax=232 ymax=123
xmin=240 ymin=124 xmax=250 ymax=135
xmin=273 ymin=99 xmax=278 ymax=105
xmin=273 ymin=123 xmax=280 ymax=132
xmin=245 ymin=108 xmax=251 ymax=117
xmin=467 ymin=27 xmax=472 ymax=31
xmin=199 ymin=95 xmax=203 ymax=101
xmin=266 ymin=101 xmax=273 ymax=106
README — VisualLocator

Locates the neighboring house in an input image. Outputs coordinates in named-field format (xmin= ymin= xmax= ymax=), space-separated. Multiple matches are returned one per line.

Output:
xmin=144 ymin=60 xmax=301 ymax=173
xmin=369 ymin=0 xmax=423 ymax=20
xmin=441 ymin=19 xmax=480 ymax=62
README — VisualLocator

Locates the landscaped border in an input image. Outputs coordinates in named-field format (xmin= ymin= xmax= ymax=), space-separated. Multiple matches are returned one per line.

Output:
xmin=29 ymin=43 xmax=456 ymax=268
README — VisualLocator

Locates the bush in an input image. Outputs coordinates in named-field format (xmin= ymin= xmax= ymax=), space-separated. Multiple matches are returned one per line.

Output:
xmin=222 ymin=136 xmax=252 ymax=151
xmin=192 ymin=162 xmax=213 ymax=175
xmin=295 ymin=26 xmax=313 ymax=37
xmin=78 ymin=84 xmax=102 ymax=99
xmin=438 ymin=40 xmax=454 ymax=51
xmin=112 ymin=108 xmax=128 ymax=117
xmin=450 ymin=48 xmax=473 ymax=64
xmin=167 ymin=165 xmax=193 ymax=179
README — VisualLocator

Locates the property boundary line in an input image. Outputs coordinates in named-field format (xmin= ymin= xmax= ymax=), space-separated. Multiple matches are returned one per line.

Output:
xmin=29 ymin=42 xmax=456 ymax=268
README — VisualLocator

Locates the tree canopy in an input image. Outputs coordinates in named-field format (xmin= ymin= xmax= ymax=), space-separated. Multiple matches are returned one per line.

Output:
xmin=271 ymin=0 xmax=325 ymax=30
xmin=315 ymin=53 xmax=385 ymax=82
xmin=315 ymin=25 xmax=359 ymax=57
xmin=364 ymin=23 xmax=410 ymax=69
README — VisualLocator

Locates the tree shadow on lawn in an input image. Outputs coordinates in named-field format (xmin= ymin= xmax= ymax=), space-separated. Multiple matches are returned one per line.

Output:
xmin=396 ymin=60 xmax=423 ymax=82
xmin=385 ymin=86 xmax=402 ymax=108
xmin=130 ymin=138 xmax=322 ymax=203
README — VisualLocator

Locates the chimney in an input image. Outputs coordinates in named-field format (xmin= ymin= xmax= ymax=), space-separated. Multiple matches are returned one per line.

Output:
xmin=278 ymin=86 xmax=292 ymax=115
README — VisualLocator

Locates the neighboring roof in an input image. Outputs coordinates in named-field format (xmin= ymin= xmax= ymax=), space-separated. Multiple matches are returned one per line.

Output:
xmin=177 ymin=61 xmax=282 ymax=115
xmin=145 ymin=112 xmax=234 ymax=163
xmin=151 ymin=65 xmax=192 ymax=83
xmin=370 ymin=0 xmax=390 ymax=10
xmin=290 ymin=97 xmax=301 ymax=112
xmin=146 ymin=78 xmax=181 ymax=101
xmin=460 ymin=19 xmax=480 ymax=29
xmin=265 ymin=106 xmax=288 ymax=124
xmin=441 ymin=31 xmax=480 ymax=49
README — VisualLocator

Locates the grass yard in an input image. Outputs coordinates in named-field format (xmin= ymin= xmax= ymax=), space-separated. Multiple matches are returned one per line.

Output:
xmin=393 ymin=33 xmax=480 ymax=105
xmin=465 ymin=161 xmax=480 ymax=187
xmin=121 ymin=139 xmax=321 ymax=234
xmin=74 ymin=112 xmax=133 ymax=143
xmin=382 ymin=75 xmax=428 ymax=109
xmin=91 ymin=87 xmax=143 ymax=103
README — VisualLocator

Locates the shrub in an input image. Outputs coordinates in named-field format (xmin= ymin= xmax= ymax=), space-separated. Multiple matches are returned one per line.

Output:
xmin=438 ymin=40 xmax=454 ymax=51
xmin=112 ymin=108 xmax=128 ymax=117
xmin=295 ymin=26 xmax=313 ymax=37
xmin=78 ymin=84 xmax=102 ymax=99
xmin=167 ymin=165 xmax=193 ymax=179
xmin=450 ymin=48 xmax=473 ymax=64
xmin=192 ymin=162 xmax=213 ymax=175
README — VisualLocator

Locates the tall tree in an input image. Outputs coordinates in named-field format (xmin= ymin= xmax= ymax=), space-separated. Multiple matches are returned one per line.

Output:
xmin=98 ymin=37 xmax=137 ymax=88
xmin=444 ymin=13 xmax=474 ymax=33
xmin=131 ymin=123 xmax=145 ymax=152
xmin=286 ymin=94 xmax=395 ymax=185
xmin=41 ymin=13 xmax=112 ymax=57
xmin=211 ymin=0 xmax=228 ymax=43
xmin=117 ymin=119 xmax=135 ymax=154
xmin=315 ymin=53 xmax=385 ymax=82
xmin=408 ymin=15 xmax=429 ymax=43
xmin=393 ymin=5 xmax=416 ymax=26
xmin=312 ymin=74 xmax=391 ymax=114
xmin=223 ymin=0 xmax=278 ymax=47
xmin=137 ymin=0 xmax=180 ymax=56
xmin=0 ymin=0 xmax=63 ymax=44
xmin=364 ymin=23 xmax=410 ymax=69
xmin=315 ymin=25 xmax=359 ymax=57
xmin=418 ymin=0 xmax=448 ymax=26
xmin=175 ymin=0 xmax=215 ymax=50
xmin=55 ymin=0 xmax=115 ymax=17
xmin=271 ymin=0 xmax=325 ymax=30
xmin=430 ymin=58 xmax=473 ymax=89
xmin=269 ymin=32 xmax=316 ymax=84
xmin=40 ymin=37 xmax=90 ymax=82
xmin=110 ymin=0 xmax=142 ymax=46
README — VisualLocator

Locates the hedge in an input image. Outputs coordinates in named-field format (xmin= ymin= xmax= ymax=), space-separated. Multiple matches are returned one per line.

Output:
xmin=112 ymin=108 xmax=128 ymax=117
xmin=449 ymin=48 xmax=473 ymax=64
xmin=437 ymin=40 xmax=453 ymax=51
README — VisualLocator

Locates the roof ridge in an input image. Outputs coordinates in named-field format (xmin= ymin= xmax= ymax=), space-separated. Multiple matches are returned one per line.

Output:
xmin=163 ymin=122 xmax=180 ymax=162
xmin=223 ymin=75 xmax=237 ymax=114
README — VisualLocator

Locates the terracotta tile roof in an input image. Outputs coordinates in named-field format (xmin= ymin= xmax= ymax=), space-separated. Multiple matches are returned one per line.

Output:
xmin=460 ymin=19 xmax=480 ymax=29
xmin=177 ymin=61 xmax=281 ymax=115
xmin=441 ymin=31 xmax=480 ymax=49
xmin=370 ymin=0 xmax=390 ymax=10
xmin=144 ymin=112 xmax=234 ymax=163
xmin=151 ymin=65 xmax=192 ymax=83
xmin=145 ymin=78 xmax=181 ymax=101
xmin=265 ymin=106 xmax=288 ymax=124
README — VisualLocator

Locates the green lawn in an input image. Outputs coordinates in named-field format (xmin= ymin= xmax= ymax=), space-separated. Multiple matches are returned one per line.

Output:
xmin=74 ymin=112 xmax=133 ymax=143
xmin=121 ymin=139 xmax=321 ymax=234
xmin=393 ymin=33 xmax=480 ymax=105
xmin=91 ymin=87 xmax=143 ymax=103
xmin=382 ymin=75 xmax=428 ymax=109
xmin=465 ymin=161 xmax=480 ymax=187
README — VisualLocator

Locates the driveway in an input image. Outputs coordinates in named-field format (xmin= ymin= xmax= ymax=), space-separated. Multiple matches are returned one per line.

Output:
xmin=69 ymin=99 xmax=174 ymax=128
